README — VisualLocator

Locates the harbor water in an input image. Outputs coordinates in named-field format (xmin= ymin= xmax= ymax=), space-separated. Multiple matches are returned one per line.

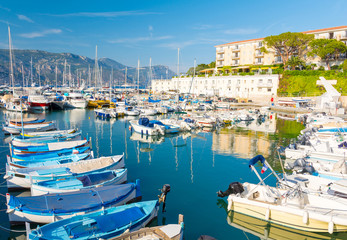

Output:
xmin=2 ymin=109 xmax=345 ymax=240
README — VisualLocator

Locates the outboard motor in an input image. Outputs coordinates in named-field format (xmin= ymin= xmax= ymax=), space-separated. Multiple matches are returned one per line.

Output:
xmin=159 ymin=184 xmax=171 ymax=212
xmin=217 ymin=182 xmax=244 ymax=198
xmin=302 ymin=165 xmax=315 ymax=174
xmin=312 ymin=127 xmax=318 ymax=132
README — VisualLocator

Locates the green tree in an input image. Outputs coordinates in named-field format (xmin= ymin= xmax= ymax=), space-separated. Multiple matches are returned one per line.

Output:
xmin=287 ymin=56 xmax=306 ymax=70
xmin=308 ymin=39 xmax=347 ymax=70
xmin=261 ymin=32 xmax=314 ymax=67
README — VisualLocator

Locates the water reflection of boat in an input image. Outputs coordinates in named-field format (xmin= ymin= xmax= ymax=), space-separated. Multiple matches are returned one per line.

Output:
xmin=218 ymin=199 xmax=347 ymax=240
xmin=130 ymin=132 xmax=165 ymax=144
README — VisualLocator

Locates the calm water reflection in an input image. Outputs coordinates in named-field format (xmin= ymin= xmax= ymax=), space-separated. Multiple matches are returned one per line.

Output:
xmin=0 ymin=109 xmax=329 ymax=240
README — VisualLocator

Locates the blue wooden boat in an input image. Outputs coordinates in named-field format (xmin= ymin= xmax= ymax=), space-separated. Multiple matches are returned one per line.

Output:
xmin=9 ymin=152 xmax=91 ymax=169
xmin=11 ymin=140 xmax=89 ymax=155
xmin=11 ymin=146 xmax=90 ymax=161
xmin=28 ymin=200 xmax=159 ymax=240
xmin=19 ymin=129 xmax=78 ymax=139
xmin=6 ymin=154 xmax=125 ymax=190
xmin=10 ymin=118 xmax=45 ymax=124
xmin=12 ymin=131 xmax=82 ymax=145
xmin=7 ymin=181 xmax=141 ymax=224
xmin=31 ymin=168 xmax=127 ymax=196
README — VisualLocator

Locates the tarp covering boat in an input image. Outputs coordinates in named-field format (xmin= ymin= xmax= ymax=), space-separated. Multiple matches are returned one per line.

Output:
xmin=7 ymin=183 xmax=139 ymax=214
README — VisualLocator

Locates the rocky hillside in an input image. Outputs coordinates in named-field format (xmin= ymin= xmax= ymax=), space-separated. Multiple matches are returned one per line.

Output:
xmin=0 ymin=49 xmax=175 ymax=88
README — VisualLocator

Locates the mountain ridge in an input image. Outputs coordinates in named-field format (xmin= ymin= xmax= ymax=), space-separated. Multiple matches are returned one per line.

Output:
xmin=0 ymin=49 xmax=175 ymax=87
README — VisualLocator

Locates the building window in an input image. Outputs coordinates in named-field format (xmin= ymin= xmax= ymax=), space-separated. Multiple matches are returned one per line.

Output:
xmin=259 ymin=79 xmax=263 ymax=84
xmin=228 ymin=80 xmax=231 ymax=84
xmin=252 ymin=80 xmax=254 ymax=84
xmin=251 ymin=88 xmax=253 ymax=92
xmin=268 ymin=79 xmax=272 ymax=83
xmin=267 ymin=88 xmax=271 ymax=92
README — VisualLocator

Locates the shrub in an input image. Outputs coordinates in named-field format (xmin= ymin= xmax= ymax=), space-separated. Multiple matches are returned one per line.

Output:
xmin=318 ymin=66 xmax=325 ymax=71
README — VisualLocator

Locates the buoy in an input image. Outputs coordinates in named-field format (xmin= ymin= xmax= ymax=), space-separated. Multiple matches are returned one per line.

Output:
xmin=89 ymin=117 xmax=90 ymax=119
xmin=328 ymin=221 xmax=334 ymax=234
xmin=303 ymin=211 xmax=309 ymax=224
xmin=265 ymin=208 xmax=270 ymax=221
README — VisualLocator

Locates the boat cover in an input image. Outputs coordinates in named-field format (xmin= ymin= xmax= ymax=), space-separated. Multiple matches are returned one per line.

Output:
xmin=96 ymin=207 xmax=145 ymax=233
xmin=248 ymin=155 xmax=265 ymax=166
xmin=138 ymin=118 xmax=153 ymax=127
xmin=8 ymin=184 xmax=136 ymax=214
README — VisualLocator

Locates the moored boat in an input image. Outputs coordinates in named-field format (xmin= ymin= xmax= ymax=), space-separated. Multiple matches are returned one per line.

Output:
xmin=27 ymin=200 xmax=159 ymax=240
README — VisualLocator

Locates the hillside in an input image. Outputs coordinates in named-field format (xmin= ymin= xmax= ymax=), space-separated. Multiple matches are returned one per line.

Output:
xmin=0 ymin=49 xmax=175 ymax=88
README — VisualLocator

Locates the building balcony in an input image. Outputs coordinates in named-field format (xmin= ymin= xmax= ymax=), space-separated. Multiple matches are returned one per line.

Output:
xmin=340 ymin=35 xmax=347 ymax=40
xmin=218 ymin=56 xmax=224 ymax=60
xmin=257 ymin=83 xmax=273 ymax=88
xmin=255 ymin=53 xmax=264 ymax=57
xmin=216 ymin=49 xmax=225 ymax=53
xmin=232 ymin=48 xmax=240 ymax=52
xmin=231 ymin=63 xmax=239 ymax=66
xmin=232 ymin=56 xmax=240 ymax=59
xmin=254 ymin=62 xmax=263 ymax=65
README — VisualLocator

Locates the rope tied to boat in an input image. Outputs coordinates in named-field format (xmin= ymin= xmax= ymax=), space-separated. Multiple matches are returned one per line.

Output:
xmin=0 ymin=224 xmax=27 ymax=233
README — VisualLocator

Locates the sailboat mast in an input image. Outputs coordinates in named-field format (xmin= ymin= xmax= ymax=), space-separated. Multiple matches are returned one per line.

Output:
xmin=30 ymin=57 xmax=33 ymax=87
xmin=63 ymin=60 xmax=66 ymax=87
xmin=21 ymin=64 xmax=24 ymax=88
xmin=68 ymin=65 xmax=71 ymax=88
xmin=177 ymin=48 xmax=180 ymax=77
xmin=137 ymin=59 xmax=140 ymax=93
xmin=38 ymin=64 xmax=41 ymax=87
xmin=94 ymin=45 xmax=98 ymax=93
xmin=55 ymin=64 xmax=58 ymax=92
xmin=88 ymin=65 xmax=91 ymax=87
xmin=149 ymin=57 xmax=152 ymax=88
xmin=8 ymin=26 xmax=15 ymax=95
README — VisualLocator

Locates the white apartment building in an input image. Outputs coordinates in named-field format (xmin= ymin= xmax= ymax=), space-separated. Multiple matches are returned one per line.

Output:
xmin=151 ymin=74 xmax=279 ymax=100
xmin=215 ymin=26 xmax=347 ymax=68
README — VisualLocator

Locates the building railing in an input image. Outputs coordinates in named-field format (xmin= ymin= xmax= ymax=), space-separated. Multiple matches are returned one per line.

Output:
xmin=257 ymin=83 xmax=273 ymax=88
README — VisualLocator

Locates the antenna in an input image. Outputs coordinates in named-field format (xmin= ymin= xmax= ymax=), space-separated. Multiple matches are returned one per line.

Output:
xmin=55 ymin=64 xmax=58 ymax=92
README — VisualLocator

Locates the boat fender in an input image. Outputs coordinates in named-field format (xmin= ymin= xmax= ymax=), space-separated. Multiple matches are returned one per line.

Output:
xmin=265 ymin=208 xmax=270 ymax=221
xmin=303 ymin=211 xmax=309 ymax=224
xmin=227 ymin=195 xmax=233 ymax=211
xmin=328 ymin=221 xmax=334 ymax=234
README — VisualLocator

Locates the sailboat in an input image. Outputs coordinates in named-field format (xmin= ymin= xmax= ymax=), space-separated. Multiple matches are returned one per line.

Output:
xmin=5 ymin=26 xmax=29 ymax=112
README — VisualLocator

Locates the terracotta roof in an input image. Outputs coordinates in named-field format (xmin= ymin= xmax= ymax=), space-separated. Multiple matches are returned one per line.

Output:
xmin=302 ymin=26 xmax=347 ymax=34
xmin=215 ymin=26 xmax=347 ymax=47
xmin=215 ymin=37 xmax=264 ymax=47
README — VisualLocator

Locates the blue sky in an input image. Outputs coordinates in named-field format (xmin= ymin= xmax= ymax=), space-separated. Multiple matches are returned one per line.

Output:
xmin=0 ymin=0 xmax=346 ymax=72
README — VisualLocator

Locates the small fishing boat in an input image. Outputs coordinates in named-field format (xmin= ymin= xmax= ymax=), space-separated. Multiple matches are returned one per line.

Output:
xmin=11 ymin=146 xmax=90 ymax=162
xmin=12 ymin=131 xmax=82 ymax=146
xmin=19 ymin=129 xmax=78 ymax=138
xmin=129 ymin=118 xmax=165 ymax=136
xmin=7 ymin=181 xmax=141 ymax=224
xmin=27 ymin=200 xmax=159 ymax=240
xmin=11 ymin=139 xmax=89 ymax=155
xmin=3 ymin=121 xmax=56 ymax=135
xmin=5 ymin=154 xmax=124 ymax=190
xmin=9 ymin=118 xmax=44 ymax=124
xmin=31 ymin=169 xmax=127 ymax=196
xmin=9 ymin=152 xmax=91 ymax=169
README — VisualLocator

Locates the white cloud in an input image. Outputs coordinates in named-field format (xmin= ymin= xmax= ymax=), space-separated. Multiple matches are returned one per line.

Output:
xmin=20 ymin=29 xmax=62 ymax=38
xmin=223 ymin=28 xmax=259 ymax=35
xmin=45 ymin=11 xmax=161 ymax=18
xmin=0 ymin=5 xmax=10 ymax=12
xmin=17 ymin=14 xmax=34 ymax=23
xmin=108 ymin=35 xmax=172 ymax=44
